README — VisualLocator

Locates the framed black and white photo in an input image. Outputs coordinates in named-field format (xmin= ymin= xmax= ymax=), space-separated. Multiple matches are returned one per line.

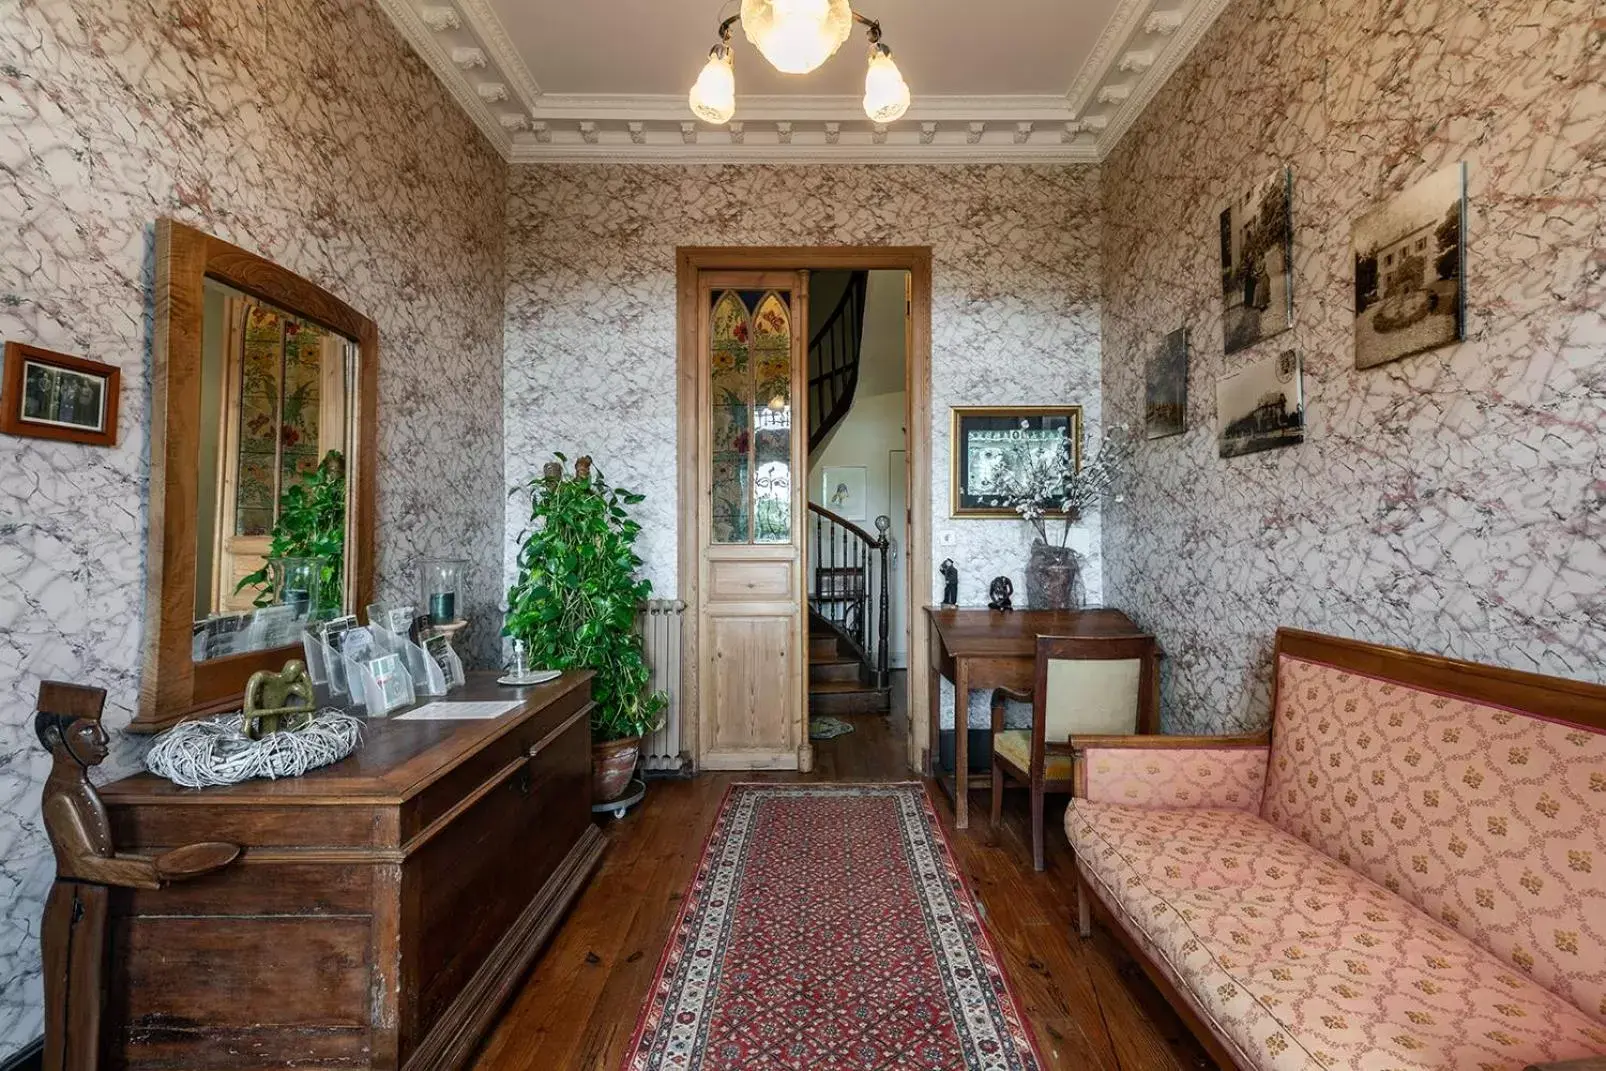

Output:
xmin=1219 ymin=167 xmax=1294 ymax=356
xmin=1145 ymin=328 xmax=1189 ymax=439
xmin=1353 ymin=162 xmax=1467 ymax=369
xmin=950 ymin=405 xmax=1082 ymax=518
xmin=1217 ymin=349 xmax=1305 ymax=459
xmin=1 ymin=341 xmax=120 ymax=446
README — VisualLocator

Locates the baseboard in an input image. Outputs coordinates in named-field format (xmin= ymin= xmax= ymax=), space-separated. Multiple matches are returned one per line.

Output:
xmin=0 ymin=1037 xmax=43 ymax=1071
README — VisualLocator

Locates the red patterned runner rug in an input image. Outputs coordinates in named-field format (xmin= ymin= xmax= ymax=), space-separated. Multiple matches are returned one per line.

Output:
xmin=623 ymin=783 xmax=1044 ymax=1070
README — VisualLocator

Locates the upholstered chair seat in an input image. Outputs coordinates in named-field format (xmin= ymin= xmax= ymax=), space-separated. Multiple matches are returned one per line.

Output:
xmin=989 ymin=633 xmax=1159 ymax=869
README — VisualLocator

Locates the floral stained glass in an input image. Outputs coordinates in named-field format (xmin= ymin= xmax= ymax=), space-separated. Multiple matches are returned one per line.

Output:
xmin=233 ymin=303 xmax=325 ymax=537
xmin=709 ymin=290 xmax=793 ymax=545
xmin=710 ymin=290 xmax=752 ymax=543
xmin=750 ymin=293 xmax=792 ymax=544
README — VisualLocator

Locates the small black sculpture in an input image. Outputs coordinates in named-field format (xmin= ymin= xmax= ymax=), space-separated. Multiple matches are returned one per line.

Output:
xmin=987 ymin=576 xmax=1014 ymax=612
xmin=939 ymin=559 xmax=959 ymax=608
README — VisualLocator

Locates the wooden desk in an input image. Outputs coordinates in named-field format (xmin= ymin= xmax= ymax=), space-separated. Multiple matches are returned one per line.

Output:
xmin=97 ymin=672 xmax=603 ymax=1070
xmin=925 ymin=607 xmax=1144 ymax=828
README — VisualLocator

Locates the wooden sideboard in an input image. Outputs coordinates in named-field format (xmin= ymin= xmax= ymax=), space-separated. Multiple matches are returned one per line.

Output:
xmin=95 ymin=672 xmax=603 ymax=1070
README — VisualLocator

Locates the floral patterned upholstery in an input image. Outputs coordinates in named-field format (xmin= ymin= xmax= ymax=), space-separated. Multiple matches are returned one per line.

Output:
xmin=1080 ymin=744 xmax=1269 ymax=811
xmin=1263 ymin=656 xmax=1606 ymax=1022
xmin=1067 ymin=802 xmax=1606 ymax=1070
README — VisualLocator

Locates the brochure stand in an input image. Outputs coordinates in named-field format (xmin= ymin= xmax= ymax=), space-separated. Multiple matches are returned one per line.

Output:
xmin=303 ymin=631 xmax=415 ymax=715
xmin=371 ymin=624 xmax=450 ymax=697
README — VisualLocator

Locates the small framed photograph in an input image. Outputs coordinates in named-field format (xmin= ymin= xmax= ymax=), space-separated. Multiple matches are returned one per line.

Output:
xmin=1 ymin=342 xmax=120 ymax=446
xmin=1217 ymin=349 xmax=1306 ymax=458
xmin=820 ymin=466 xmax=868 ymax=521
xmin=950 ymin=406 xmax=1082 ymax=518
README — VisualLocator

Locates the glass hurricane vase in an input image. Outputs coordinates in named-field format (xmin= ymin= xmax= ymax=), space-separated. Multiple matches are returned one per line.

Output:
xmin=1025 ymin=541 xmax=1081 ymax=610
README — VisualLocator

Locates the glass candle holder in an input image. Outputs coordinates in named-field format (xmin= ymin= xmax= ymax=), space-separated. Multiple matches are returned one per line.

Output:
xmin=418 ymin=557 xmax=468 ymax=626
xmin=270 ymin=557 xmax=323 ymax=621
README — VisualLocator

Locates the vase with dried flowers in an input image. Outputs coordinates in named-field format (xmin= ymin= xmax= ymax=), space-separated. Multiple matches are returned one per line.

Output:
xmin=986 ymin=422 xmax=1135 ymax=609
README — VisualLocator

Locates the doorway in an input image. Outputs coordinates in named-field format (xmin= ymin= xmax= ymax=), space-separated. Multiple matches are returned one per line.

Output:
xmin=804 ymin=269 xmax=911 ymax=766
xmin=676 ymin=248 xmax=933 ymax=774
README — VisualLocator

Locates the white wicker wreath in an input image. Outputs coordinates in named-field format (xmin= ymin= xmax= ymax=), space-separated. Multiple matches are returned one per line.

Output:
xmin=146 ymin=709 xmax=364 ymax=789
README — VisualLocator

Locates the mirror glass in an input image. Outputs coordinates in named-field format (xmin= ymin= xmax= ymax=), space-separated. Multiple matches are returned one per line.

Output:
xmin=192 ymin=278 xmax=360 ymax=661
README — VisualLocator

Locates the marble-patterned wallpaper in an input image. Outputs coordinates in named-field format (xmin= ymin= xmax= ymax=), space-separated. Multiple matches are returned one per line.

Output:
xmin=503 ymin=163 xmax=1104 ymax=611
xmin=503 ymin=165 xmax=1104 ymax=727
xmin=1100 ymin=0 xmax=1605 ymax=732
xmin=0 ymin=0 xmax=506 ymax=1054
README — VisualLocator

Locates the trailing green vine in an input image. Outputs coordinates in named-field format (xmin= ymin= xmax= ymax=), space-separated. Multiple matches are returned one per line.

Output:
xmin=505 ymin=455 xmax=667 ymax=742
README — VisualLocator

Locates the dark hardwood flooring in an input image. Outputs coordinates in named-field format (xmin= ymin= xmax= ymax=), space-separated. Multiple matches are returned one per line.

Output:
xmin=474 ymin=693 xmax=1215 ymax=1070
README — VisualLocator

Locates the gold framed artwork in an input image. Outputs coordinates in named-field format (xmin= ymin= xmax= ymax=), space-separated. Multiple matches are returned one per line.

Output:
xmin=949 ymin=405 xmax=1082 ymax=518
xmin=1 ymin=341 xmax=120 ymax=447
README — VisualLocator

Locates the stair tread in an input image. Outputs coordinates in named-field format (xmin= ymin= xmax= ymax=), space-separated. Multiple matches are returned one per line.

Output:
xmin=809 ymin=680 xmax=890 ymax=694
xmin=808 ymin=654 xmax=858 ymax=665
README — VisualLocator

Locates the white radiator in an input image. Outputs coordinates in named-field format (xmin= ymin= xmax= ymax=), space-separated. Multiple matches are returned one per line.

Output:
xmin=638 ymin=599 xmax=688 ymax=773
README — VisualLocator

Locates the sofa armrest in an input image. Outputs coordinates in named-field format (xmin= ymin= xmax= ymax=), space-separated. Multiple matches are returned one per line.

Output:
xmin=1069 ymin=733 xmax=1271 ymax=811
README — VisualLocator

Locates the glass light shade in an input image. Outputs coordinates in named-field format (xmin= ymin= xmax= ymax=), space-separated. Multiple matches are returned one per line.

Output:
xmin=689 ymin=49 xmax=736 ymax=124
xmin=740 ymin=0 xmax=853 ymax=74
xmin=863 ymin=49 xmax=911 ymax=122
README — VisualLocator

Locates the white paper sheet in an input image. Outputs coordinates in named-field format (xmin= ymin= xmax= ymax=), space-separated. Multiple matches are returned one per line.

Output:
xmin=393 ymin=700 xmax=523 ymax=721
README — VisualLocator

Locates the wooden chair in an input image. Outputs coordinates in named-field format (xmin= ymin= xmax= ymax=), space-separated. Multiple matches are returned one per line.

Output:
xmin=989 ymin=634 xmax=1160 ymax=870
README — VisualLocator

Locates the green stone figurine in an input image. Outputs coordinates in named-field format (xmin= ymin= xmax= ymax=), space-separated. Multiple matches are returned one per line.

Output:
xmin=242 ymin=660 xmax=317 ymax=739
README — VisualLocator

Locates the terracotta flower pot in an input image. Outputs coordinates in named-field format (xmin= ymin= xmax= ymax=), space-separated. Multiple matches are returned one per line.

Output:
xmin=592 ymin=736 xmax=641 ymax=803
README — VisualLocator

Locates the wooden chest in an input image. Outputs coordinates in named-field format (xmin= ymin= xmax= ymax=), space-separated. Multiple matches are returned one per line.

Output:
xmin=97 ymin=672 xmax=604 ymax=1070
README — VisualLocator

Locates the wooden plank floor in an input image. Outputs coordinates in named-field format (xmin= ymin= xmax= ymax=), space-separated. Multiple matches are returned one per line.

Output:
xmin=474 ymin=694 xmax=1215 ymax=1070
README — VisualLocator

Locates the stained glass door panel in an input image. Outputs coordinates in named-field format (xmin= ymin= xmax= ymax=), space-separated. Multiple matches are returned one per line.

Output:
xmin=697 ymin=272 xmax=808 ymax=772
xmin=709 ymin=289 xmax=794 ymax=545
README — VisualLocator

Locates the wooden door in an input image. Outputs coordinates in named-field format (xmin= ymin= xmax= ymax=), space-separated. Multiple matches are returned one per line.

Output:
xmin=697 ymin=272 xmax=810 ymax=771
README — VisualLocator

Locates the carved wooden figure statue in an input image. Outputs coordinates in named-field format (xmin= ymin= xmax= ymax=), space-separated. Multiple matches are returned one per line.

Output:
xmin=37 ymin=682 xmax=240 ymax=1071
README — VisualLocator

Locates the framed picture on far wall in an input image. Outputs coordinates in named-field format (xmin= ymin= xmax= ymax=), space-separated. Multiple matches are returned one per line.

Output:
xmin=1145 ymin=328 xmax=1189 ymax=439
xmin=1217 ymin=349 xmax=1305 ymax=459
xmin=1352 ymin=162 xmax=1467 ymax=369
xmin=820 ymin=466 xmax=867 ymax=521
xmin=1219 ymin=167 xmax=1294 ymax=356
xmin=950 ymin=405 xmax=1082 ymax=517
xmin=1 ymin=341 xmax=120 ymax=447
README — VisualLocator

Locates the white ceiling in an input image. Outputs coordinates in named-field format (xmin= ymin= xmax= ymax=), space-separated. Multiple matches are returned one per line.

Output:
xmin=497 ymin=1 xmax=1121 ymax=98
xmin=377 ymin=0 xmax=1232 ymax=161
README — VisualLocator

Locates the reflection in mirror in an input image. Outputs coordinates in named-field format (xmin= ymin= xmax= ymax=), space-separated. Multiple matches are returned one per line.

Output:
xmin=193 ymin=278 xmax=359 ymax=661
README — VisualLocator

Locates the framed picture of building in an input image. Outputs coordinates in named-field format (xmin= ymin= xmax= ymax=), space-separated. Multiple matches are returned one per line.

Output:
xmin=1217 ymin=349 xmax=1304 ymax=459
xmin=950 ymin=405 xmax=1082 ymax=518
xmin=1 ymin=341 xmax=120 ymax=447
xmin=1219 ymin=167 xmax=1294 ymax=356
xmin=1145 ymin=328 xmax=1188 ymax=439
xmin=1352 ymin=163 xmax=1467 ymax=369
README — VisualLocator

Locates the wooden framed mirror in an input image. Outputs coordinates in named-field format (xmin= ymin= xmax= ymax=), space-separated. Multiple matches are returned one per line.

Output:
xmin=133 ymin=220 xmax=377 ymax=732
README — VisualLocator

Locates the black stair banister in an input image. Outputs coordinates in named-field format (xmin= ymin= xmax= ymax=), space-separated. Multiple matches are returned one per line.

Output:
xmin=806 ymin=502 xmax=890 ymax=689
xmin=807 ymin=272 xmax=868 ymax=454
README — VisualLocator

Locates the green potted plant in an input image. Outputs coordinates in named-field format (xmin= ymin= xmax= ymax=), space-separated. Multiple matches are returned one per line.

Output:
xmin=505 ymin=454 xmax=667 ymax=802
xmin=236 ymin=449 xmax=346 ymax=612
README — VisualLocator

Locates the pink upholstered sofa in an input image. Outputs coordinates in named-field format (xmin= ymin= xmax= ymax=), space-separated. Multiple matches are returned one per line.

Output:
xmin=1065 ymin=628 xmax=1606 ymax=1071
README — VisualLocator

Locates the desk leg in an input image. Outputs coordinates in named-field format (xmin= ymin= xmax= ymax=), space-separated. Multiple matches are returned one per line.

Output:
xmin=927 ymin=653 xmax=941 ymax=777
xmin=953 ymin=660 xmax=969 ymax=829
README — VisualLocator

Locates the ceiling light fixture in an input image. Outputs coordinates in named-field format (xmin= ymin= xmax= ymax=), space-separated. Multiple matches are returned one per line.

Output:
xmin=688 ymin=0 xmax=911 ymax=126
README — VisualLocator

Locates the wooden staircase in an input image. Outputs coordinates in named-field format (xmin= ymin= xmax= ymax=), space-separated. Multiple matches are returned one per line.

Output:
xmin=807 ymin=272 xmax=868 ymax=454
xmin=805 ymin=271 xmax=889 ymax=718
xmin=809 ymin=608 xmax=890 ymax=716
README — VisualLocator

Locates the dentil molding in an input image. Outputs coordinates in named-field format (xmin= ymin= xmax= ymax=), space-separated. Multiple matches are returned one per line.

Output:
xmin=378 ymin=0 xmax=1232 ymax=163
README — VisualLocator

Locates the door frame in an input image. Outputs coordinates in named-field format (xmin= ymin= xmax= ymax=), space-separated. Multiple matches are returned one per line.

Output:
xmin=676 ymin=246 xmax=933 ymax=774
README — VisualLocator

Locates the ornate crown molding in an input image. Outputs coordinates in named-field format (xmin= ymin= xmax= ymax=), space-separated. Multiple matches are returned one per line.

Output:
xmin=378 ymin=0 xmax=1230 ymax=164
